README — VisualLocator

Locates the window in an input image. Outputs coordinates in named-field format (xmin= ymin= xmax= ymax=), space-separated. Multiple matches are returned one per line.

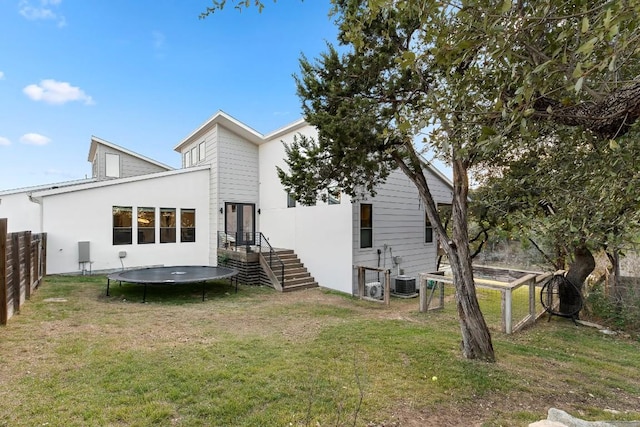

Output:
xmin=360 ymin=204 xmax=373 ymax=248
xmin=191 ymin=146 xmax=198 ymax=164
xmin=160 ymin=208 xmax=176 ymax=243
xmin=181 ymin=209 xmax=196 ymax=242
xmin=113 ymin=206 xmax=132 ymax=245
xmin=184 ymin=151 xmax=191 ymax=168
xmin=287 ymin=193 xmax=296 ymax=208
xmin=105 ymin=153 xmax=120 ymax=178
xmin=199 ymin=142 xmax=206 ymax=162
xmin=425 ymin=213 xmax=433 ymax=244
xmin=328 ymin=188 xmax=341 ymax=205
xmin=137 ymin=207 xmax=156 ymax=244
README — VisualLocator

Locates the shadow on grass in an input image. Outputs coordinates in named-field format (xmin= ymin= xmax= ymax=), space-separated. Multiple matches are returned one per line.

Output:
xmin=103 ymin=279 xmax=261 ymax=305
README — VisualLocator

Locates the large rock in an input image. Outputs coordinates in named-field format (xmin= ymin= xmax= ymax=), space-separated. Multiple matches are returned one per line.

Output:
xmin=529 ymin=408 xmax=640 ymax=427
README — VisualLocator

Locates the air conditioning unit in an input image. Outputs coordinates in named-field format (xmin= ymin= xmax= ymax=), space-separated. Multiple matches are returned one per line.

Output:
xmin=365 ymin=282 xmax=383 ymax=299
xmin=394 ymin=276 xmax=416 ymax=295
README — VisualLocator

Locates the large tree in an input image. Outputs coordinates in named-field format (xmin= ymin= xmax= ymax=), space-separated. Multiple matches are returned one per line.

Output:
xmin=474 ymin=125 xmax=640 ymax=315
xmin=203 ymin=0 xmax=640 ymax=361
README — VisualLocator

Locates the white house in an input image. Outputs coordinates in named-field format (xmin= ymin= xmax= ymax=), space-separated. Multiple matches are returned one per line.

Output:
xmin=0 ymin=111 xmax=453 ymax=295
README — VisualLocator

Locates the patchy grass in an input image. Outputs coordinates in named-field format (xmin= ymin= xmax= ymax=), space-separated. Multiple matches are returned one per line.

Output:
xmin=0 ymin=275 xmax=639 ymax=426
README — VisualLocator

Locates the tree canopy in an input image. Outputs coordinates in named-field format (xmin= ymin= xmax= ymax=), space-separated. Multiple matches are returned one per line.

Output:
xmin=203 ymin=0 xmax=640 ymax=361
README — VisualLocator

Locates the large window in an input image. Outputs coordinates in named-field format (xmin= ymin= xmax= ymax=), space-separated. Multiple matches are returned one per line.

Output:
xmin=137 ymin=207 xmax=156 ymax=244
xmin=180 ymin=209 xmax=196 ymax=242
xmin=360 ymin=204 xmax=373 ymax=248
xmin=113 ymin=206 xmax=132 ymax=245
xmin=160 ymin=208 xmax=176 ymax=243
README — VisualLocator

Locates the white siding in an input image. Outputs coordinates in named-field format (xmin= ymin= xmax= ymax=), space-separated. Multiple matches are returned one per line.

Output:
xmin=40 ymin=169 xmax=210 ymax=274
xmin=352 ymin=168 xmax=453 ymax=292
xmin=259 ymin=124 xmax=353 ymax=293
xmin=0 ymin=192 xmax=43 ymax=233
xmin=217 ymin=125 xmax=259 ymax=231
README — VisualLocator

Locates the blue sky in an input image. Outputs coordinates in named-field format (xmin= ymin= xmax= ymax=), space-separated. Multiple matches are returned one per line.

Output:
xmin=0 ymin=0 xmax=341 ymax=190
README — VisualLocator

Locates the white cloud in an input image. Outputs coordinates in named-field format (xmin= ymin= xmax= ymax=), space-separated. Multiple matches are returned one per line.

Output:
xmin=0 ymin=136 xmax=11 ymax=146
xmin=20 ymin=133 xmax=51 ymax=146
xmin=0 ymin=71 xmax=5 ymax=80
xmin=18 ymin=0 xmax=66 ymax=27
xmin=23 ymin=79 xmax=94 ymax=105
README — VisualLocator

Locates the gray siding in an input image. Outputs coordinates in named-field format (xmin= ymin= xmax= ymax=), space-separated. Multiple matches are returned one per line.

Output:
xmin=352 ymin=167 xmax=453 ymax=293
xmin=92 ymin=145 xmax=168 ymax=180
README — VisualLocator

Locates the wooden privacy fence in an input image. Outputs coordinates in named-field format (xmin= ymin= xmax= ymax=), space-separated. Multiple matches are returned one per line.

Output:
xmin=0 ymin=218 xmax=47 ymax=325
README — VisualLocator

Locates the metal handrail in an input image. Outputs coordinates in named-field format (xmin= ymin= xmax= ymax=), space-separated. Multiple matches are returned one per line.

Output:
xmin=256 ymin=232 xmax=285 ymax=286
xmin=217 ymin=231 xmax=285 ymax=286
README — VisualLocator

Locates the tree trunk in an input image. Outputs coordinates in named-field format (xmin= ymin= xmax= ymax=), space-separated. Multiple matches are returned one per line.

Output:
xmin=393 ymin=151 xmax=495 ymax=362
xmin=560 ymin=245 xmax=595 ymax=317
xmin=448 ymin=159 xmax=495 ymax=361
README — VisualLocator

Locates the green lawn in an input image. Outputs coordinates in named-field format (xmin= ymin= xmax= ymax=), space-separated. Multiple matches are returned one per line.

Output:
xmin=1 ymin=275 xmax=639 ymax=426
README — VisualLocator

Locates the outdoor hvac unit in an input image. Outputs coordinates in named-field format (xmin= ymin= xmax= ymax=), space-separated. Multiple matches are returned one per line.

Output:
xmin=394 ymin=276 xmax=416 ymax=295
xmin=365 ymin=281 xmax=383 ymax=299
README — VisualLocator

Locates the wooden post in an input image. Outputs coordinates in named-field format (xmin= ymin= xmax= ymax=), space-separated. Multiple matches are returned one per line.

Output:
xmin=383 ymin=269 xmax=390 ymax=306
xmin=0 ymin=219 xmax=7 ymax=325
xmin=529 ymin=277 xmax=536 ymax=324
xmin=12 ymin=233 xmax=20 ymax=314
xmin=503 ymin=289 xmax=513 ymax=334
xmin=25 ymin=231 xmax=32 ymax=299
xmin=419 ymin=276 xmax=427 ymax=312
xmin=358 ymin=266 xmax=365 ymax=298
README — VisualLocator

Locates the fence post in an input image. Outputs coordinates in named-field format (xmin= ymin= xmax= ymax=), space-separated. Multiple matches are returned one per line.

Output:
xmin=0 ymin=219 xmax=7 ymax=325
xmin=25 ymin=231 xmax=32 ymax=299
xmin=12 ymin=233 xmax=20 ymax=314
xmin=418 ymin=273 xmax=427 ymax=313
xmin=383 ymin=269 xmax=390 ymax=306
xmin=503 ymin=289 xmax=513 ymax=334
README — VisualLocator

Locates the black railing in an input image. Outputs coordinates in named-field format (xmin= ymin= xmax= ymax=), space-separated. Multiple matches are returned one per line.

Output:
xmin=217 ymin=231 xmax=285 ymax=287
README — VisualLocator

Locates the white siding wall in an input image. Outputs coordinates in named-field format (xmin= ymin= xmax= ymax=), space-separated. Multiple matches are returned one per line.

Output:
xmin=217 ymin=125 xmax=260 ymax=231
xmin=0 ymin=192 xmax=43 ymax=233
xmin=41 ymin=169 xmax=210 ymax=274
xmin=180 ymin=128 xmax=220 ymax=265
xmin=259 ymin=125 xmax=353 ymax=293
xmin=352 ymin=168 xmax=453 ymax=292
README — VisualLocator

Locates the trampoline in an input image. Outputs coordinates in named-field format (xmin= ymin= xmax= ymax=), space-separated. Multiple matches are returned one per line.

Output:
xmin=106 ymin=266 xmax=238 ymax=302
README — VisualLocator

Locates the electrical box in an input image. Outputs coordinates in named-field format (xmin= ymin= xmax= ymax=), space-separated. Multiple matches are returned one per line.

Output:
xmin=394 ymin=276 xmax=416 ymax=295
xmin=78 ymin=241 xmax=90 ymax=263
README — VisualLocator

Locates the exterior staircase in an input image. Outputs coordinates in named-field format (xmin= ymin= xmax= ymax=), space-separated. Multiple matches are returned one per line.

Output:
xmin=264 ymin=249 xmax=318 ymax=292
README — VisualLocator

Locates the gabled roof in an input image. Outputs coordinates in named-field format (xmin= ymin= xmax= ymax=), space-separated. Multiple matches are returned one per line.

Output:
xmin=88 ymin=136 xmax=174 ymax=171
xmin=263 ymin=118 xmax=308 ymax=141
xmin=174 ymin=110 xmax=264 ymax=152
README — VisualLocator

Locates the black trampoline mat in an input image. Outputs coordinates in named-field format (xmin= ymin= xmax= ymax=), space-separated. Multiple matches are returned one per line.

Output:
xmin=108 ymin=266 xmax=237 ymax=284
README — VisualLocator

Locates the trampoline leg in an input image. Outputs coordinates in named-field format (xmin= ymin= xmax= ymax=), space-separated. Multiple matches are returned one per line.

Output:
xmin=143 ymin=284 xmax=147 ymax=303
xmin=106 ymin=279 xmax=111 ymax=296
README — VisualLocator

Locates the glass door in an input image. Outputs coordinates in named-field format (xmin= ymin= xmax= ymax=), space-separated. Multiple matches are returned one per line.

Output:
xmin=225 ymin=202 xmax=255 ymax=246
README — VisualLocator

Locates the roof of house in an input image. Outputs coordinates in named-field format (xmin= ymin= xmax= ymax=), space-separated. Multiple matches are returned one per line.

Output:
xmin=0 ymin=177 xmax=97 ymax=196
xmin=88 ymin=136 xmax=174 ymax=171
xmin=30 ymin=165 xmax=210 ymax=198
xmin=174 ymin=110 xmax=264 ymax=152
